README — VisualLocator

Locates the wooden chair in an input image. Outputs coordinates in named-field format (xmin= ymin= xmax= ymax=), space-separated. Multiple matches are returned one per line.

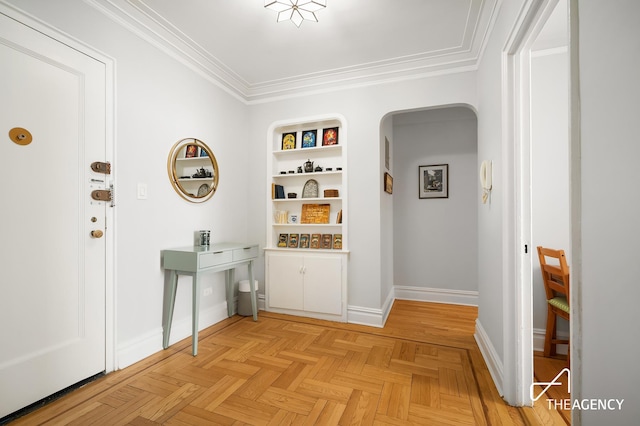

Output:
xmin=537 ymin=246 xmax=570 ymax=362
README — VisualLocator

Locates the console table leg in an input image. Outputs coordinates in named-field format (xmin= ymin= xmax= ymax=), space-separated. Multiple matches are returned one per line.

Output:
xmin=191 ymin=273 xmax=200 ymax=356
xmin=249 ymin=260 xmax=257 ymax=321
xmin=225 ymin=269 xmax=235 ymax=317
xmin=162 ymin=271 xmax=178 ymax=349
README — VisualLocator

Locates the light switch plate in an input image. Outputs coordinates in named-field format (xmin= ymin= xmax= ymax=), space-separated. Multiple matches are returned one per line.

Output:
xmin=137 ymin=183 xmax=148 ymax=200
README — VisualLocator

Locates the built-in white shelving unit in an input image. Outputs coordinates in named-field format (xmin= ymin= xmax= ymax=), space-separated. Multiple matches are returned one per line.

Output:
xmin=265 ymin=115 xmax=348 ymax=322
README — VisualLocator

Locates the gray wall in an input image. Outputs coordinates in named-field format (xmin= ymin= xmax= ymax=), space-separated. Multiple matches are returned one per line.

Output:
xmin=576 ymin=0 xmax=640 ymax=423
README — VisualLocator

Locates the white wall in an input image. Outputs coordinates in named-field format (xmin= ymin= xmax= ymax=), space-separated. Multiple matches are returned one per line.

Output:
xmin=476 ymin=0 xmax=527 ymax=369
xmin=392 ymin=107 xmax=478 ymax=295
xmin=380 ymin=116 xmax=394 ymax=312
xmin=575 ymin=0 xmax=640 ymax=423
xmin=4 ymin=0 xmax=252 ymax=367
xmin=247 ymin=73 xmax=478 ymax=320
xmin=531 ymin=49 xmax=570 ymax=337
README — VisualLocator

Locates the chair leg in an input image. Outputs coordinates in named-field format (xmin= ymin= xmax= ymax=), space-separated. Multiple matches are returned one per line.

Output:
xmin=544 ymin=307 xmax=556 ymax=357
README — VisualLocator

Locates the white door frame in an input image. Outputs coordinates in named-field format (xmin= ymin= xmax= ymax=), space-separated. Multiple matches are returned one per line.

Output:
xmin=501 ymin=0 xmax=560 ymax=406
xmin=0 ymin=1 xmax=117 ymax=373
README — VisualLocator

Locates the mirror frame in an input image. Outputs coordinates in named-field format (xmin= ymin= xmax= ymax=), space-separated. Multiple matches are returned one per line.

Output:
xmin=167 ymin=138 xmax=219 ymax=203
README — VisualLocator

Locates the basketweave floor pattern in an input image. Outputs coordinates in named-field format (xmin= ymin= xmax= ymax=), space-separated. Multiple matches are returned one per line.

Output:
xmin=11 ymin=301 xmax=543 ymax=425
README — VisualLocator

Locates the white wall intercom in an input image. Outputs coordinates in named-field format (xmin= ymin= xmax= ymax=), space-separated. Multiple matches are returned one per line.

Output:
xmin=480 ymin=160 xmax=492 ymax=204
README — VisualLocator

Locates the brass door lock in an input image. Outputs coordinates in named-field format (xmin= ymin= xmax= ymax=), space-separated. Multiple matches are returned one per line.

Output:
xmin=9 ymin=127 xmax=33 ymax=146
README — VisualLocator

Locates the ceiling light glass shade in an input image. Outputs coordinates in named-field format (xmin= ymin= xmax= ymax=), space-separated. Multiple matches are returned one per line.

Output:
xmin=265 ymin=0 xmax=327 ymax=27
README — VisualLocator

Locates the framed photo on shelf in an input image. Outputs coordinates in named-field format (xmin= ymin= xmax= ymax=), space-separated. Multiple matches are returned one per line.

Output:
xmin=301 ymin=130 xmax=317 ymax=148
xmin=419 ymin=164 xmax=448 ymax=199
xmin=333 ymin=234 xmax=342 ymax=250
xmin=288 ymin=233 xmax=299 ymax=248
xmin=310 ymin=233 xmax=321 ymax=249
xmin=384 ymin=172 xmax=393 ymax=194
xmin=277 ymin=233 xmax=288 ymax=248
xmin=299 ymin=234 xmax=310 ymax=248
xmin=321 ymin=234 xmax=333 ymax=249
xmin=185 ymin=144 xmax=198 ymax=158
xmin=322 ymin=127 xmax=339 ymax=146
xmin=282 ymin=132 xmax=296 ymax=150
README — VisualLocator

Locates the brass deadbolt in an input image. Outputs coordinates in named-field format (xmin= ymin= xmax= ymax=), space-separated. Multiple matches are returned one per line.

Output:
xmin=9 ymin=127 xmax=33 ymax=146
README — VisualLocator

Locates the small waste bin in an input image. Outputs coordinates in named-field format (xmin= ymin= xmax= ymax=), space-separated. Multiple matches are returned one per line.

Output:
xmin=238 ymin=279 xmax=259 ymax=316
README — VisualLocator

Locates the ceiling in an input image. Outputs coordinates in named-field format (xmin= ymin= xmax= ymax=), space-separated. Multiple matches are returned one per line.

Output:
xmin=91 ymin=0 xmax=500 ymax=102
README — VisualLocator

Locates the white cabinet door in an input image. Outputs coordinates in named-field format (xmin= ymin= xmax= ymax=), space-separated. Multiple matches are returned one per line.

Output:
xmin=267 ymin=252 xmax=344 ymax=317
xmin=304 ymin=256 xmax=342 ymax=315
xmin=267 ymin=253 xmax=304 ymax=310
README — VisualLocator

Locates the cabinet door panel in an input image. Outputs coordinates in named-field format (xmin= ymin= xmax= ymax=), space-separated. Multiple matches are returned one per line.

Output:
xmin=267 ymin=254 xmax=304 ymax=310
xmin=304 ymin=256 xmax=342 ymax=315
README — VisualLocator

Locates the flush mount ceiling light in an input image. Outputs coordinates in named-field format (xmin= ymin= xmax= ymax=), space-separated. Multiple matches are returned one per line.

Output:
xmin=264 ymin=0 xmax=327 ymax=27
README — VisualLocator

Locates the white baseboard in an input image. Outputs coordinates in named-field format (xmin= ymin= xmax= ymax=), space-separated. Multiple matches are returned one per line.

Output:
xmin=394 ymin=285 xmax=478 ymax=306
xmin=116 ymin=326 xmax=162 ymax=370
xmin=474 ymin=319 xmax=504 ymax=397
xmin=117 ymin=301 xmax=230 ymax=369
xmin=532 ymin=327 xmax=568 ymax=355
xmin=347 ymin=288 xmax=395 ymax=328
xmin=347 ymin=286 xmax=478 ymax=328
xmin=347 ymin=305 xmax=386 ymax=328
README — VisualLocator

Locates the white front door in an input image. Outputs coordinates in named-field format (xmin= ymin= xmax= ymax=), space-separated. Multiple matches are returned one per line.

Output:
xmin=0 ymin=13 xmax=108 ymax=418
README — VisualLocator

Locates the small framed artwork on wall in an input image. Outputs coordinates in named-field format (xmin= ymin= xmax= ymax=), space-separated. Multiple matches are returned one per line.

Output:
xmin=384 ymin=172 xmax=393 ymax=194
xmin=419 ymin=164 xmax=448 ymax=199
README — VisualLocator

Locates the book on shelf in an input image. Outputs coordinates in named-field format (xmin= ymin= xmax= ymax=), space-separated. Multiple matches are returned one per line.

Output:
xmin=272 ymin=183 xmax=285 ymax=199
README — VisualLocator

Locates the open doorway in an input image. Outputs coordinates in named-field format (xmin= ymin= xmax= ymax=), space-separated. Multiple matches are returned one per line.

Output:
xmin=529 ymin=0 xmax=571 ymax=422
xmin=502 ymin=0 xmax=572 ymax=413
xmin=381 ymin=105 xmax=479 ymax=307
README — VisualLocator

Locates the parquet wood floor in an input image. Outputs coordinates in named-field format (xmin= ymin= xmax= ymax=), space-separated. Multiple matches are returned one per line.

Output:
xmin=8 ymin=300 xmax=565 ymax=425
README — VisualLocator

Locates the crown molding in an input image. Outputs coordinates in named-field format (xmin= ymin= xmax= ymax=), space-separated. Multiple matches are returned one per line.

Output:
xmin=87 ymin=0 xmax=499 ymax=104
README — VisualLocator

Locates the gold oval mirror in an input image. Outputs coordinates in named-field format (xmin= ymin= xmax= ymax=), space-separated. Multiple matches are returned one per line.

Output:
xmin=167 ymin=138 xmax=219 ymax=203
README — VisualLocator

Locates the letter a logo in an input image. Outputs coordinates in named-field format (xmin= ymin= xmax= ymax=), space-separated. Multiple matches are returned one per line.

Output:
xmin=530 ymin=368 xmax=570 ymax=401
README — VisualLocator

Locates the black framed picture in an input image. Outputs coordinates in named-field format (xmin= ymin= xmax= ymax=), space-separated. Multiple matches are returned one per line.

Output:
xmin=419 ymin=164 xmax=448 ymax=199
xmin=282 ymin=132 xmax=296 ymax=150
xmin=322 ymin=127 xmax=339 ymax=146
xmin=185 ymin=144 xmax=198 ymax=158
xmin=302 ymin=130 xmax=317 ymax=148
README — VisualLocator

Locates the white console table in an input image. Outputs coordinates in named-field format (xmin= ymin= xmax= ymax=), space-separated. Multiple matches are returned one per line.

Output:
xmin=161 ymin=242 xmax=259 ymax=355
